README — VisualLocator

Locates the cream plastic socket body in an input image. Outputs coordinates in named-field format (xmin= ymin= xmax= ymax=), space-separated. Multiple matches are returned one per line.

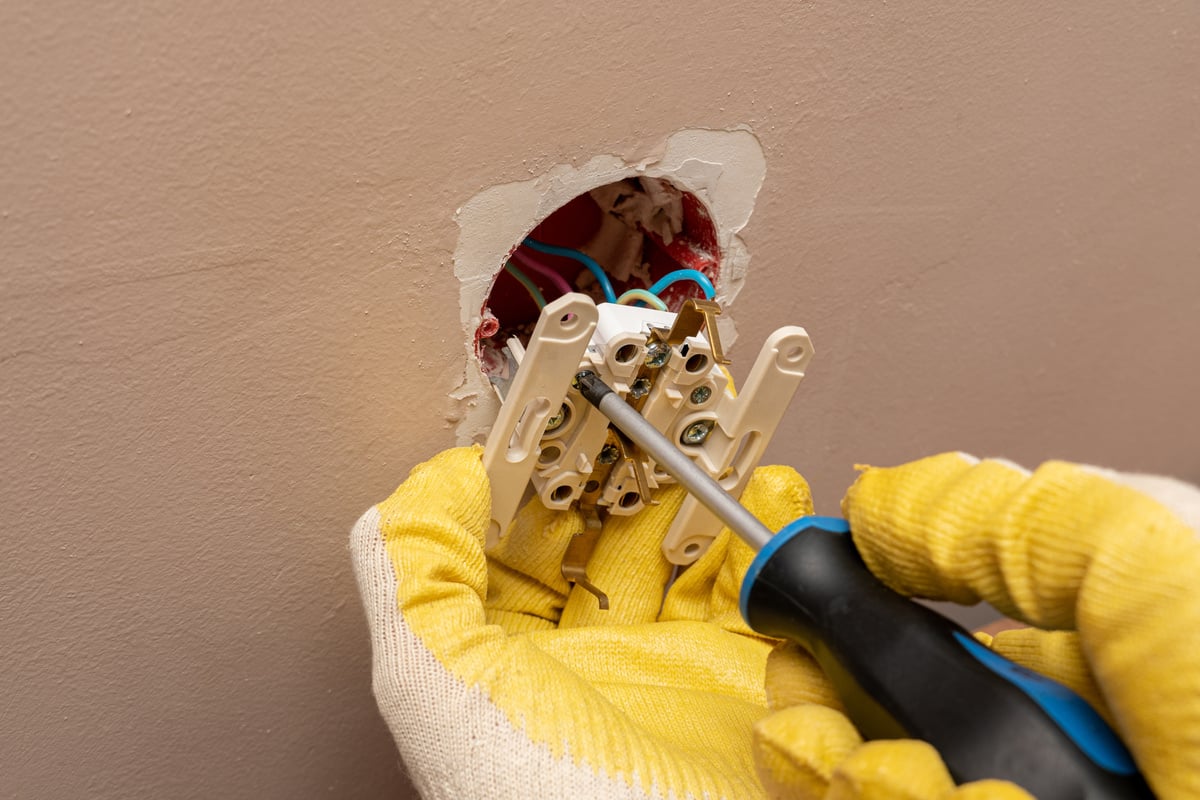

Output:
xmin=482 ymin=292 xmax=813 ymax=565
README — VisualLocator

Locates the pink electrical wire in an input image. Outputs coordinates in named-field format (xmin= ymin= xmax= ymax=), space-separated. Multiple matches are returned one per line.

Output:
xmin=512 ymin=248 xmax=573 ymax=298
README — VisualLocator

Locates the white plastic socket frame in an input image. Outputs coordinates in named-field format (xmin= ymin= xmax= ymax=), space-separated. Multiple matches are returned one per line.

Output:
xmin=482 ymin=292 xmax=813 ymax=565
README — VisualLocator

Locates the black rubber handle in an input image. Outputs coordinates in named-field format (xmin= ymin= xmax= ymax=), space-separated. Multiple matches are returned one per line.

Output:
xmin=740 ymin=516 xmax=1153 ymax=799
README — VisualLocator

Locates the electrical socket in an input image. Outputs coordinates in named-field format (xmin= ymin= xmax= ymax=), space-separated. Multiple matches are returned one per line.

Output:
xmin=483 ymin=292 xmax=814 ymax=575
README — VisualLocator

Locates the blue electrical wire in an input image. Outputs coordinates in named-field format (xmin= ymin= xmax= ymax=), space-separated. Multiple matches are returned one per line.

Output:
xmin=522 ymin=238 xmax=617 ymax=303
xmin=648 ymin=269 xmax=716 ymax=300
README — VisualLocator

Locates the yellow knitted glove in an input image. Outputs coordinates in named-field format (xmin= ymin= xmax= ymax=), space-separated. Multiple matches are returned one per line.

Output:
xmin=752 ymin=638 xmax=1034 ymax=799
xmin=801 ymin=452 xmax=1197 ymax=800
xmin=355 ymin=447 xmax=1198 ymax=798
xmin=352 ymin=445 xmax=834 ymax=800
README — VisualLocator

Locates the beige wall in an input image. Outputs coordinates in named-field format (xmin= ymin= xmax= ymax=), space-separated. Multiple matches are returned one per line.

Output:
xmin=3 ymin=2 xmax=1198 ymax=797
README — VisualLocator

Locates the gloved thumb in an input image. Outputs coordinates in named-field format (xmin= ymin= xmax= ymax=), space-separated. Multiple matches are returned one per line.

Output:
xmin=359 ymin=445 xmax=514 ymax=678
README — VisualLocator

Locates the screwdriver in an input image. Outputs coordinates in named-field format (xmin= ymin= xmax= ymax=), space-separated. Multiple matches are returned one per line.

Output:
xmin=574 ymin=370 xmax=1152 ymax=799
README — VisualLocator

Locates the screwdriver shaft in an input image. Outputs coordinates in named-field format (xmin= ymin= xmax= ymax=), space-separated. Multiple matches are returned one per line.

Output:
xmin=575 ymin=371 xmax=775 ymax=551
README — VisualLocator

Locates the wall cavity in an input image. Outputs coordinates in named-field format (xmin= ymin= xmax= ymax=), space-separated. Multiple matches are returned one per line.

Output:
xmin=451 ymin=127 xmax=767 ymax=443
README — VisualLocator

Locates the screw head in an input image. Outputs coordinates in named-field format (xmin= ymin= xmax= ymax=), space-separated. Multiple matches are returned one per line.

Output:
xmin=689 ymin=385 xmax=712 ymax=405
xmin=629 ymin=378 xmax=652 ymax=399
xmin=597 ymin=444 xmax=620 ymax=465
xmin=545 ymin=404 xmax=569 ymax=432
xmin=645 ymin=342 xmax=670 ymax=368
xmin=680 ymin=420 xmax=714 ymax=446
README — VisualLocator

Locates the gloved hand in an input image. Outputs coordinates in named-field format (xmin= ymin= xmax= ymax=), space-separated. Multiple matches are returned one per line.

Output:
xmin=756 ymin=453 xmax=1200 ymax=800
xmin=350 ymin=444 xmax=829 ymax=799
xmin=353 ymin=447 xmax=1200 ymax=799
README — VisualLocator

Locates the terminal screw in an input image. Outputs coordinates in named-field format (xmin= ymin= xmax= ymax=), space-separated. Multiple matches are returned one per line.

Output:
xmin=629 ymin=378 xmax=652 ymax=399
xmin=545 ymin=404 xmax=569 ymax=432
xmin=645 ymin=342 xmax=670 ymax=368
xmin=597 ymin=444 xmax=620 ymax=465
xmin=689 ymin=385 xmax=712 ymax=405
xmin=680 ymin=420 xmax=714 ymax=446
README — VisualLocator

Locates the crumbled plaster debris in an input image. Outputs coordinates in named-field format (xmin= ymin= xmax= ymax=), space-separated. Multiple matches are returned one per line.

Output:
xmin=591 ymin=177 xmax=684 ymax=246
xmin=451 ymin=127 xmax=767 ymax=444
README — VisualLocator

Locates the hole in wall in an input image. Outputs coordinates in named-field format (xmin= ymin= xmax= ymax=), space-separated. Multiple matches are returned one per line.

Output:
xmin=475 ymin=177 xmax=721 ymax=377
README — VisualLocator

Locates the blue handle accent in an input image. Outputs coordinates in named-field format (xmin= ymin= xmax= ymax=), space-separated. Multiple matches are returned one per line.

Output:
xmin=740 ymin=515 xmax=849 ymax=624
xmin=951 ymin=631 xmax=1138 ymax=775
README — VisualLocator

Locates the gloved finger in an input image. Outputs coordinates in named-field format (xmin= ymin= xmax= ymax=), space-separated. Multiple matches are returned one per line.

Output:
xmin=763 ymin=642 xmax=840 ymax=713
xmin=826 ymin=740 xmax=957 ymax=800
xmin=825 ymin=740 xmax=1034 ymax=800
xmin=484 ymin=490 xmax=583 ymax=632
xmin=662 ymin=465 xmax=815 ymax=632
xmin=563 ymin=463 xmax=812 ymax=629
xmin=759 ymin=641 xmax=1037 ymax=800
xmin=840 ymin=454 xmax=1024 ymax=609
xmin=495 ymin=463 xmax=810 ymax=630
xmin=707 ymin=465 xmax=816 ymax=633
xmin=487 ymin=468 xmax=693 ymax=631
xmin=753 ymin=703 xmax=861 ymax=799
xmin=754 ymin=708 xmax=1035 ymax=800
xmin=842 ymin=452 xmax=1200 ymax=797
xmin=556 ymin=484 xmax=687 ymax=627
xmin=948 ymin=780 xmax=1035 ymax=800
xmin=369 ymin=444 xmax=509 ymax=657
xmin=658 ymin=527 xmax=734 ymax=624
xmin=987 ymin=627 xmax=1112 ymax=725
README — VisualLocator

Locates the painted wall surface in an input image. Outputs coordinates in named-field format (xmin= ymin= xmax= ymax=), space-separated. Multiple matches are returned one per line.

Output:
xmin=2 ymin=2 xmax=1198 ymax=797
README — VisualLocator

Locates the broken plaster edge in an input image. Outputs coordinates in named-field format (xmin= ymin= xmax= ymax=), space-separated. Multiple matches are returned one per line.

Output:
xmin=450 ymin=127 xmax=767 ymax=444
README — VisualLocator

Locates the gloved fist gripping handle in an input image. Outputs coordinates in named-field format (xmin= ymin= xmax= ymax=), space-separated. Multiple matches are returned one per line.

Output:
xmin=824 ymin=453 xmax=1198 ymax=800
